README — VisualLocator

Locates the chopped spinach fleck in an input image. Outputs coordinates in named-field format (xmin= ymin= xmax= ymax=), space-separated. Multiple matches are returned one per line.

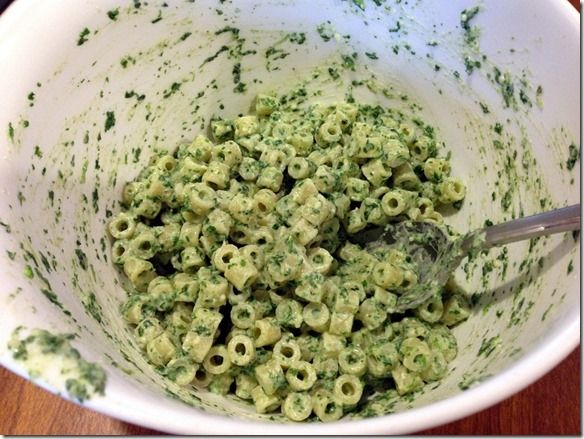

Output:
xmin=104 ymin=111 xmax=116 ymax=132
xmin=77 ymin=27 xmax=91 ymax=46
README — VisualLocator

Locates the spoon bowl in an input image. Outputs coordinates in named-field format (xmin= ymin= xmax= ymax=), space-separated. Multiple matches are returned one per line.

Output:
xmin=352 ymin=204 xmax=581 ymax=312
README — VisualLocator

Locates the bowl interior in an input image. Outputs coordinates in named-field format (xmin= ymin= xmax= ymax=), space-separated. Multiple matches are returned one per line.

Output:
xmin=0 ymin=0 xmax=579 ymax=434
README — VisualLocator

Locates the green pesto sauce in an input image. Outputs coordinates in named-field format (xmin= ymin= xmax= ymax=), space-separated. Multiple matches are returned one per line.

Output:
xmin=566 ymin=143 xmax=579 ymax=171
xmin=104 ymin=111 xmax=116 ymax=132
xmin=77 ymin=27 xmax=91 ymax=46
xmin=8 ymin=328 xmax=106 ymax=403
xmin=107 ymin=8 xmax=119 ymax=21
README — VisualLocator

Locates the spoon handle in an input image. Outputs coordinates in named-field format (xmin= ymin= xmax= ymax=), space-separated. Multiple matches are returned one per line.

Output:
xmin=483 ymin=204 xmax=581 ymax=247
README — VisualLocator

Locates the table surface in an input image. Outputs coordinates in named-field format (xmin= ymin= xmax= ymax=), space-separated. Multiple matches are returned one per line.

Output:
xmin=0 ymin=0 xmax=580 ymax=435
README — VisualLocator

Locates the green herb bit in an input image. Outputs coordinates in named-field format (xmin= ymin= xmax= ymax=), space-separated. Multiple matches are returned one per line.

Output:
xmin=77 ymin=28 xmax=91 ymax=46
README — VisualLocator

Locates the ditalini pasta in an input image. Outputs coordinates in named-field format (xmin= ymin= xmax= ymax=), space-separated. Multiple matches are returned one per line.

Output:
xmin=109 ymin=93 xmax=470 ymax=422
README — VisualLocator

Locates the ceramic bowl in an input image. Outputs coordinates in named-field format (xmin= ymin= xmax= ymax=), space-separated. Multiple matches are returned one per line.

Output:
xmin=0 ymin=0 xmax=579 ymax=434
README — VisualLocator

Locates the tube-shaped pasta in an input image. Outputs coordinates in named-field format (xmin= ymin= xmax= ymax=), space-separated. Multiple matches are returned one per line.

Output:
xmin=189 ymin=183 xmax=216 ymax=215
xmin=273 ymin=337 xmax=302 ymax=368
xmin=123 ymin=256 xmax=157 ymax=292
xmin=282 ymin=392 xmax=313 ymax=422
xmin=361 ymin=158 xmax=392 ymax=187
xmin=191 ymin=368 xmax=213 ymax=388
xmin=203 ymin=345 xmax=232 ymax=375
xmin=313 ymin=165 xmax=338 ymax=194
xmin=441 ymin=294 xmax=471 ymax=326
xmin=111 ymin=239 xmax=131 ymax=265
xmin=238 ymin=157 xmax=260 ymax=181
xmin=357 ymin=298 xmax=387 ymax=330
xmin=165 ymin=357 xmax=198 ymax=386
xmin=251 ymin=386 xmax=281 ymax=414
xmin=423 ymin=157 xmax=451 ymax=182
xmin=253 ymin=318 xmax=282 ymax=347
xmin=360 ymin=197 xmax=386 ymax=225
xmin=239 ymin=245 xmax=264 ymax=269
xmin=146 ymin=332 xmax=176 ymax=366
xmin=227 ymin=334 xmax=256 ymax=366
xmin=392 ymin=364 xmax=424 ymax=395
xmin=181 ymin=246 xmax=205 ymax=274
xmin=372 ymin=261 xmax=404 ymax=290
xmin=255 ymin=359 xmax=287 ymax=395
xmin=203 ymin=161 xmax=231 ymax=189
xmin=400 ymin=337 xmax=432 ymax=373
xmin=308 ymin=248 xmax=334 ymax=274
xmin=333 ymin=374 xmax=363 ymax=406
xmin=252 ymin=188 xmax=278 ymax=215
xmin=131 ymin=192 xmax=162 ymax=219
xmin=212 ymin=243 xmax=240 ymax=272
xmin=122 ymin=181 xmax=143 ymax=206
xmin=134 ymin=316 xmax=163 ymax=349
xmin=230 ymin=302 xmax=257 ymax=330
xmin=367 ymin=340 xmax=400 ymax=378
xmin=328 ymin=312 xmax=354 ymax=336
xmin=345 ymin=208 xmax=366 ymax=234
xmin=438 ymin=176 xmax=466 ymax=204
xmin=275 ymin=299 xmax=303 ymax=329
xmin=380 ymin=188 xmax=414 ymax=217
xmin=235 ymin=374 xmax=258 ymax=400
xmin=227 ymin=194 xmax=254 ymax=223
xmin=224 ymin=256 xmax=259 ymax=291
xmin=302 ymin=303 xmax=330 ymax=332
xmin=392 ymin=162 xmax=421 ymax=190
xmin=109 ymin=93 xmax=471 ymax=419
xmin=260 ymin=148 xmax=288 ymax=171
xmin=311 ymin=389 xmax=343 ymax=422
xmin=421 ymin=350 xmax=448 ymax=382
xmin=345 ymin=177 xmax=370 ymax=202
xmin=415 ymin=295 xmax=444 ymax=323
xmin=108 ymin=212 xmax=137 ymax=240
xmin=338 ymin=346 xmax=367 ymax=376
xmin=182 ymin=308 xmax=223 ymax=363
xmin=285 ymin=360 xmax=317 ymax=391
xmin=257 ymin=166 xmax=283 ymax=192
xmin=316 ymin=120 xmax=342 ymax=145
xmin=209 ymin=373 xmax=235 ymax=396
xmin=288 ymin=157 xmax=315 ymax=179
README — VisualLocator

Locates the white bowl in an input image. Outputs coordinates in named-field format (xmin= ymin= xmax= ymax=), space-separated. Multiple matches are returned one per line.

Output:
xmin=0 ymin=0 xmax=579 ymax=434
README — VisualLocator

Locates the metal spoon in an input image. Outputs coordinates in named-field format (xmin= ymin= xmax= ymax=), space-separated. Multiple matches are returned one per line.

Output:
xmin=351 ymin=204 xmax=581 ymax=312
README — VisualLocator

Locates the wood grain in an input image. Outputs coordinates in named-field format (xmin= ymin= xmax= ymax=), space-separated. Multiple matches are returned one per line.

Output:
xmin=0 ymin=347 xmax=580 ymax=435
xmin=0 ymin=0 xmax=580 ymax=435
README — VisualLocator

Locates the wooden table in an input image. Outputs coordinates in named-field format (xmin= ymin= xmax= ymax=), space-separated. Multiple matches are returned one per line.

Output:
xmin=0 ymin=0 xmax=580 ymax=435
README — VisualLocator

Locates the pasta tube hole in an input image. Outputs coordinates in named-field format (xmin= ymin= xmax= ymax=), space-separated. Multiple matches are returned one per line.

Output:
xmin=209 ymin=354 xmax=224 ymax=366
xmin=325 ymin=402 xmax=338 ymax=414
xmin=296 ymin=370 xmax=308 ymax=381
xmin=113 ymin=245 xmax=126 ymax=257
xmin=281 ymin=346 xmax=295 ymax=358
xmin=341 ymin=382 xmax=356 ymax=396
xmin=234 ymin=343 xmax=247 ymax=355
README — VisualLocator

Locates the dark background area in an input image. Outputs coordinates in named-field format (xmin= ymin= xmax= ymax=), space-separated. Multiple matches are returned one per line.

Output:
xmin=0 ymin=0 xmax=11 ymax=14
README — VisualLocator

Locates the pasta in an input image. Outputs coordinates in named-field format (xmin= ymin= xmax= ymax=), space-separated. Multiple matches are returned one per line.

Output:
xmin=109 ymin=93 xmax=469 ymax=422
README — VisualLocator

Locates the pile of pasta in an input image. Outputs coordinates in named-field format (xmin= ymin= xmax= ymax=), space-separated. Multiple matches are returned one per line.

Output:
xmin=108 ymin=94 xmax=470 ymax=421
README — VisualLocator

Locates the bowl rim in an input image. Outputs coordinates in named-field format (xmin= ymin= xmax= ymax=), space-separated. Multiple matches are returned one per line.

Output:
xmin=0 ymin=0 xmax=580 ymax=434
xmin=2 ymin=308 xmax=578 ymax=434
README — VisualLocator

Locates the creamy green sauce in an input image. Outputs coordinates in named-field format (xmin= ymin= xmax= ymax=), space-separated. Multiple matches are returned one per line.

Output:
xmin=8 ymin=328 xmax=106 ymax=403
